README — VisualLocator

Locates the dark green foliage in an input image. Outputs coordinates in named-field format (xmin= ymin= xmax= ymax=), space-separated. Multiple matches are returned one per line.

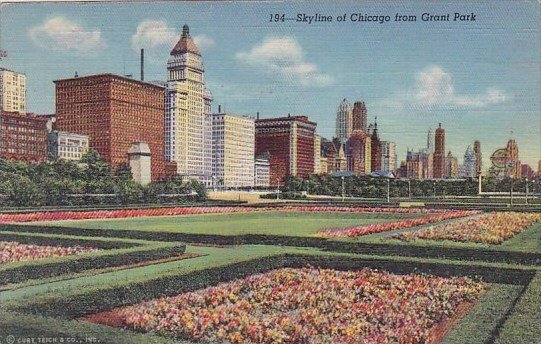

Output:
xmin=0 ymin=151 xmax=207 ymax=207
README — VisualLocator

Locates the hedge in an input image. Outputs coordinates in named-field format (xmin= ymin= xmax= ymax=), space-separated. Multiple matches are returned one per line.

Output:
xmin=10 ymin=254 xmax=535 ymax=319
xmin=5 ymin=224 xmax=541 ymax=266
xmin=0 ymin=231 xmax=138 ymax=249
xmin=0 ymin=244 xmax=186 ymax=286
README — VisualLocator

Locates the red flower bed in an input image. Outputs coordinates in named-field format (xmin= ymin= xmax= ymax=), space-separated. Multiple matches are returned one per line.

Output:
xmin=393 ymin=212 xmax=541 ymax=244
xmin=0 ymin=206 xmax=464 ymax=223
xmin=0 ymin=241 xmax=98 ymax=264
xmin=86 ymin=267 xmax=486 ymax=343
xmin=317 ymin=210 xmax=479 ymax=238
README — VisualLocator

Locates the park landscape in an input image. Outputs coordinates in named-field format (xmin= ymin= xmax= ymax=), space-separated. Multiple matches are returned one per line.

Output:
xmin=1 ymin=204 xmax=540 ymax=343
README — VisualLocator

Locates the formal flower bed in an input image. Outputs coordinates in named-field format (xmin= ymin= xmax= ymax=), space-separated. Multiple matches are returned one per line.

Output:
xmin=89 ymin=267 xmax=485 ymax=343
xmin=317 ymin=210 xmax=479 ymax=238
xmin=0 ymin=206 xmax=462 ymax=223
xmin=393 ymin=212 xmax=541 ymax=244
xmin=0 ymin=241 xmax=99 ymax=264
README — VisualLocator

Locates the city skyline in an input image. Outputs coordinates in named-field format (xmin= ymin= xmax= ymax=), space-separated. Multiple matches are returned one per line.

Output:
xmin=1 ymin=1 xmax=539 ymax=166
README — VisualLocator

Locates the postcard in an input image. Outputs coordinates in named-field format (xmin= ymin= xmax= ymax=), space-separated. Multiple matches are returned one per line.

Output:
xmin=0 ymin=1 xmax=540 ymax=343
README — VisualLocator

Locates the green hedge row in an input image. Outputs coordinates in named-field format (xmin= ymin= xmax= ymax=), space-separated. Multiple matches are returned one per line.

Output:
xmin=11 ymin=254 xmax=535 ymax=319
xmin=5 ymin=224 xmax=541 ymax=266
xmin=0 ymin=232 xmax=138 ymax=249
xmin=0 ymin=244 xmax=186 ymax=286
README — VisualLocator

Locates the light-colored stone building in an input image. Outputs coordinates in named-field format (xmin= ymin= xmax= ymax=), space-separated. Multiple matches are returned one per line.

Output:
xmin=128 ymin=142 xmax=152 ymax=185
xmin=212 ymin=113 xmax=255 ymax=188
xmin=381 ymin=141 xmax=397 ymax=173
xmin=335 ymin=99 xmax=352 ymax=143
xmin=0 ymin=68 xmax=26 ymax=114
xmin=314 ymin=135 xmax=322 ymax=174
xmin=254 ymin=156 xmax=270 ymax=188
xmin=48 ymin=131 xmax=89 ymax=161
xmin=165 ymin=25 xmax=213 ymax=185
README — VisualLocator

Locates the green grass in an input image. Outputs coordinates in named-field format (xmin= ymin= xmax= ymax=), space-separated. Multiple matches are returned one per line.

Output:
xmin=41 ymin=211 xmax=409 ymax=236
xmin=495 ymin=271 xmax=541 ymax=344
xmin=443 ymin=284 xmax=523 ymax=344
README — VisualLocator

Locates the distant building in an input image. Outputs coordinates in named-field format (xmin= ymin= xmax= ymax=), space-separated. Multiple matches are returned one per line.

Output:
xmin=0 ymin=68 xmax=26 ymax=114
xmin=212 ymin=113 xmax=255 ymax=188
xmin=406 ymin=158 xmax=423 ymax=179
xmin=381 ymin=141 xmax=397 ymax=173
xmin=433 ymin=123 xmax=445 ymax=178
xmin=445 ymin=151 xmax=459 ymax=179
xmin=314 ymin=135 xmax=322 ymax=174
xmin=254 ymin=155 xmax=270 ymax=188
xmin=369 ymin=119 xmax=382 ymax=172
xmin=473 ymin=140 xmax=482 ymax=177
xmin=48 ymin=131 xmax=89 ymax=161
xmin=426 ymin=128 xmax=434 ymax=153
xmin=461 ymin=146 xmax=476 ymax=178
xmin=347 ymin=131 xmax=371 ymax=174
xmin=521 ymin=164 xmax=535 ymax=179
xmin=54 ymin=73 xmax=169 ymax=181
xmin=506 ymin=139 xmax=521 ymax=179
xmin=0 ymin=111 xmax=48 ymax=162
xmin=165 ymin=25 xmax=213 ymax=185
xmin=255 ymin=115 xmax=316 ymax=186
xmin=352 ymin=101 xmax=367 ymax=133
xmin=335 ymin=99 xmax=352 ymax=143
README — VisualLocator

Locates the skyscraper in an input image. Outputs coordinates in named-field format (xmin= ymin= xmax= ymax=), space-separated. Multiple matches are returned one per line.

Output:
xmin=461 ymin=145 xmax=476 ymax=178
xmin=426 ymin=128 xmax=434 ymax=153
xmin=255 ymin=115 xmax=316 ymax=186
xmin=335 ymin=99 xmax=352 ymax=143
xmin=352 ymin=101 xmax=367 ymax=133
xmin=165 ymin=25 xmax=213 ymax=185
xmin=211 ymin=113 xmax=255 ymax=188
xmin=473 ymin=140 xmax=482 ymax=177
xmin=0 ymin=68 xmax=26 ymax=113
xmin=506 ymin=139 xmax=521 ymax=179
xmin=55 ymin=74 xmax=168 ymax=181
xmin=445 ymin=151 xmax=459 ymax=179
xmin=381 ymin=141 xmax=397 ymax=173
xmin=433 ymin=123 xmax=445 ymax=178
xmin=369 ymin=119 xmax=382 ymax=172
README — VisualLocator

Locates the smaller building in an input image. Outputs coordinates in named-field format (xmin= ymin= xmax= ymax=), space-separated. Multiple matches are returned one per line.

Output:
xmin=254 ymin=155 xmax=270 ymax=188
xmin=128 ymin=142 xmax=152 ymax=185
xmin=212 ymin=113 xmax=255 ymax=188
xmin=48 ymin=131 xmax=89 ymax=161
xmin=0 ymin=111 xmax=48 ymax=162
xmin=0 ymin=68 xmax=26 ymax=114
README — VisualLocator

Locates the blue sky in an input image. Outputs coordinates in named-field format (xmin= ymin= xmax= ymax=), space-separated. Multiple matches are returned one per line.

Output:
xmin=1 ymin=0 xmax=540 ymax=168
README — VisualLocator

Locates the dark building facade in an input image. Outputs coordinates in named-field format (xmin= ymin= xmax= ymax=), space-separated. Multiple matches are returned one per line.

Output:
xmin=54 ymin=74 xmax=170 ymax=181
xmin=255 ymin=115 xmax=316 ymax=186
xmin=433 ymin=123 xmax=445 ymax=179
xmin=0 ymin=111 xmax=48 ymax=162
xmin=369 ymin=121 xmax=382 ymax=172
xmin=352 ymin=101 xmax=367 ymax=133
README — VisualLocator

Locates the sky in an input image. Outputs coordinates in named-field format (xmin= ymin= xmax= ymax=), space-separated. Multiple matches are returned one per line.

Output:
xmin=1 ymin=0 xmax=540 ymax=169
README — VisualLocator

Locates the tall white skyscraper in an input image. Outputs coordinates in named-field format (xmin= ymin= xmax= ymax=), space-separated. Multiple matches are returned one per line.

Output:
xmin=335 ymin=98 xmax=352 ymax=143
xmin=381 ymin=141 xmax=397 ymax=173
xmin=165 ymin=25 xmax=213 ymax=185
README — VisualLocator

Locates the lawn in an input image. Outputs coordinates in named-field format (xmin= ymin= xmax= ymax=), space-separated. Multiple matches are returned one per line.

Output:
xmin=42 ymin=211 xmax=411 ymax=237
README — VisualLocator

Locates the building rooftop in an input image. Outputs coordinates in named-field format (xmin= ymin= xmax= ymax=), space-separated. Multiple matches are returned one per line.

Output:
xmin=170 ymin=24 xmax=201 ymax=56
xmin=53 ymin=73 xmax=166 ymax=89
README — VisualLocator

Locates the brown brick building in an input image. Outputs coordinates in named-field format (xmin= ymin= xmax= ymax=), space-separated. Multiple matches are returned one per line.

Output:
xmin=54 ymin=74 xmax=169 ymax=181
xmin=433 ymin=123 xmax=446 ymax=179
xmin=255 ymin=115 xmax=317 ymax=187
xmin=0 ymin=111 xmax=48 ymax=162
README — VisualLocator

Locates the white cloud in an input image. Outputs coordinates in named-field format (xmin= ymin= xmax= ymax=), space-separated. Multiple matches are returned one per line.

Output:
xmin=414 ymin=65 xmax=507 ymax=108
xmin=193 ymin=34 xmax=215 ymax=50
xmin=131 ymin=20 xmax=177 ymax=51
xmin=28 ymin=17 xmax=106 ymax=54
xmin=131 ymin=20 xmax=214 ymax=53
xmin=236 ymin=36 xmax=332 ymax=87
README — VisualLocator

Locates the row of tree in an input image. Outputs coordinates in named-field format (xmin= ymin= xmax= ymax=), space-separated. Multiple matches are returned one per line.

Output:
xmin=282 ymin=174 xmax=541 ymax=198
xmin=0 ymin=151 xmax=207 ymax=207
